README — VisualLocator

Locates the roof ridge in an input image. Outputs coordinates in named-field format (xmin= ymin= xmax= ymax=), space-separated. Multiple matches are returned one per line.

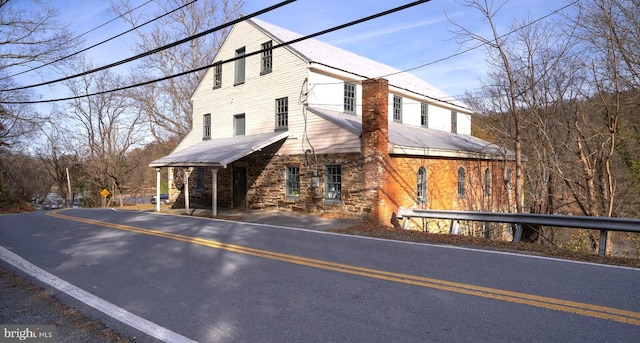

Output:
xmin=246 ymin=18 xmax=469 ymax=111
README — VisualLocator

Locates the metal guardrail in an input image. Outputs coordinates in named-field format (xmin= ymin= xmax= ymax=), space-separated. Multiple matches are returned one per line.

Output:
xmin=396 ymin=207 xmax=640 ymax=256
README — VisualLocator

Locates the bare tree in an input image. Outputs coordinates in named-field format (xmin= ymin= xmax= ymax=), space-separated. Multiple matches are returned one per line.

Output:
xmin=60 ymin=63 xmax=145 ymax=207
xmin=552 ymin=0 xmax=640 ymax=218
xmin=38 ymin=124 xmax=81 ymax=207
xmin=0 ymin=0 xmax=75 ymax=147
xmin=451 ymin=0 xmax=535 ymax=214
xmin=111 ymin=0 xmax=245 ymax=141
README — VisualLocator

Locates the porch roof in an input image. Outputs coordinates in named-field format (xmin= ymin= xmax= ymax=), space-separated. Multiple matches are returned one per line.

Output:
xmin=308 ymin=107 xmax=512 ymax=160
xmin=149 ymin=131 xmax=290 ymax=168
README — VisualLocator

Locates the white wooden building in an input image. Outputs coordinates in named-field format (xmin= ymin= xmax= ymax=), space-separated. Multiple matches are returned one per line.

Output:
xmin=150 ymin=18 xmax=512 ymax=222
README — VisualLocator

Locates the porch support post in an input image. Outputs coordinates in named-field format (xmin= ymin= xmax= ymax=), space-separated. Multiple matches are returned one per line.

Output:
xmin=183 ymin=167 xmax=191 ymax=215
xmin=211 ymin=168 xmax=218 ymax=217
xmin=155 ymin=168 xmax=161 ymax=212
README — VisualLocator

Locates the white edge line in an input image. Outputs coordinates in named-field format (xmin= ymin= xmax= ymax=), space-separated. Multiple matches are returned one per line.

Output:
xmin=116 ymin=208 xmax=640 ymax=271
xmin=0 ymin=246 xmax=198 ymax=343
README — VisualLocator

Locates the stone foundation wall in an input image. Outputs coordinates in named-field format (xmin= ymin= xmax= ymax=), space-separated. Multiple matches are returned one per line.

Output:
xmin=173 ymin=152 xmax=374 ymax=217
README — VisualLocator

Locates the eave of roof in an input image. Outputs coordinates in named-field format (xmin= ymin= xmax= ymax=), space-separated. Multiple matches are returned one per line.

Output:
xmin=308 ymin=107 xmax=512 ymax=160
xmin=149 ymin=131 xmax=290 ymax=168
xmin=247 ymin=18 xmax=470 ymax=112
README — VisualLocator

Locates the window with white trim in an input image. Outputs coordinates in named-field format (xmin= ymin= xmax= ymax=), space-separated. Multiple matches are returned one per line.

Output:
xmin=325 ymin=165 xmax=341 ymax=202
xmin=417 ymin=167 xmax=427 ymax=203
xmin=275 ymin=97 xmax=288 ymax=130
xmin=485 ymin=168 xmax=491 ymax=196
xmin=213 ymin=64 xmax=222 ymax=89
xmin=286 ymin=166 xmax=300 ymax=198
xmin=451 ymin=111 xmax=458 ymax=134
xmin=393 ymin=95 xmax=402 ymax=123
xmin=234 ymin=47 xmax=245 ymax=85
xmin=261 ymin=41 xmax=272 ymax=75
xmin=421 ymin=103 xmax=428 ymax=127
xmin=458 ymin=167 xmax=465 ymax=199
xmin=203 ymin=113 xmax=211 ymax=140
xmin=344 ymin=82 xmax=356 ymax=114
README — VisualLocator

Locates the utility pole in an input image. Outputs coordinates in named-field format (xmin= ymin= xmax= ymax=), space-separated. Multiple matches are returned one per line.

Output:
xmin=66 ymin=168 xmax=72 ymax=208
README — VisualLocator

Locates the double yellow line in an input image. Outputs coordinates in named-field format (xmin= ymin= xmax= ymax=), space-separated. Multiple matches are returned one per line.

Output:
xmin=48 ymin=210 xmax=640 ymax=326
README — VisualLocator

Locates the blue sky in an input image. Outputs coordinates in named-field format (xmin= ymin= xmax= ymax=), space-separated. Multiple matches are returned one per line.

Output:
xmin=11 ymin=0 xmax=577 ymax=105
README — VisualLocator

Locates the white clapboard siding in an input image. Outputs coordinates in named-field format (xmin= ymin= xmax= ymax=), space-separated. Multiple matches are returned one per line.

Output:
xmin=176 ymin=18 xmax=473 ymax=156
xmin=277 ymin=109 xmax=361 ymax=155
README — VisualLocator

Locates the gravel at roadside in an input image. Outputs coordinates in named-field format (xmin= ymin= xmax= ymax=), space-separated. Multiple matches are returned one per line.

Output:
xmin=0 ymin=267 xmax=131 ymax=343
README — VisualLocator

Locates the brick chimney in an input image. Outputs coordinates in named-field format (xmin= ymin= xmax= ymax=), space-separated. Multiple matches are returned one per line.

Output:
xmin=361 ymin=78 xmax=390 ymax=222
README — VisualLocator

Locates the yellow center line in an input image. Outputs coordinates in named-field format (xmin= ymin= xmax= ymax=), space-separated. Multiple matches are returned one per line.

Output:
xmin=47 ymin=210 xmax=640 ymax=326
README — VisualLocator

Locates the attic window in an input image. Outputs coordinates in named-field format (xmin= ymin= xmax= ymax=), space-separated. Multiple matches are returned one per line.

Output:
xmin=234 ymin=47 xmax=245 ymax=85
xmin=393 ymin=96 xmax=402 ymax=123
xmin=451 ymin=111 xmax=458 ymax=134
xmin=344 ymin=83 xmax=356 ymax=114
xmin=213 ymin=64 xmax=222 ymax=89
xmin=421 ymin=103 xmax=428 ymax=128
xmin=261 ymin=41 xmax=273 ymax=75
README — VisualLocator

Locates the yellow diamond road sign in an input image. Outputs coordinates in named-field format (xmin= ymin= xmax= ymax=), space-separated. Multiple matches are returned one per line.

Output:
xmin=100 ymin=188 xmax=111 ymax=198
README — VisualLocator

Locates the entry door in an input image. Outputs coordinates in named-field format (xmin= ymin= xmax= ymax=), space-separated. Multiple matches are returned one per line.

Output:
xmin=233 ymin=166 xmax=247 ymax=208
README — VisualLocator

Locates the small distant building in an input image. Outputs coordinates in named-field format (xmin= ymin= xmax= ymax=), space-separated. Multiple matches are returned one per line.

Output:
xmin=150 ymin=18 xmax=516 ymax=229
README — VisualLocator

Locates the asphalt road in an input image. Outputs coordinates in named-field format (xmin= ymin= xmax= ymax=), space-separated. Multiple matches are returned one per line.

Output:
xmin=1 ymin=209 xmax=639 ymax=342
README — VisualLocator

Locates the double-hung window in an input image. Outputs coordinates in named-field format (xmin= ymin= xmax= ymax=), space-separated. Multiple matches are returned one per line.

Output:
xmin=213 ymin=64 xmax=222 ymax=89
xmin=393 ymin=95 xmax=402 ymax=123
xmin=451 ymin=111 xmax=458 ymax=134
xmin=286 ymin=167 xmax=300 ymax=198
xmin=421 ymin=103 xmax=429 ymax=127
xmin=261 ymin=41 xmax=273 ymax=75
xmin=458 ymin=167 xmax=466 ymax=199
xmin=325 ymin=165 xmax=342 ymax=202
xmin=344 ymin=83 xmax=356 ymax=114
xmin=234 ymin=47 xmax=245 ymax=85
xmin=485 ymin=168 xmax=491 ymax=196
xmin=275 ymin=97 xmax=288 ymax=131
xmin=203 ymin=113 xmax=211 ymax=140
xmin=417 ymin=167 xmax=427 ymax=203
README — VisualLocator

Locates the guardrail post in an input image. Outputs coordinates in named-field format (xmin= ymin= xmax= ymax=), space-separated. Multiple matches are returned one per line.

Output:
xmin=598 ymin=230 xmax=608 ymax=256
xmin=513 ymin=224 xmax=522 ymax=242
xmin=450 ymin=220 xmax=459 ymax=235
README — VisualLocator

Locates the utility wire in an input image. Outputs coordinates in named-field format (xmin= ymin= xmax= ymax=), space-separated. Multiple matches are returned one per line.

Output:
xmin=304 ymin=0 xmax=579 ymax=106
xmin=1 ymin=0 xmax=296 ymax=93
xmin=2 ymin=0 xmax=431 ymax=104
xmin=381 ymin=0 xmax=579 ymax=79
xmin=1 ymin=0 xmax=155 ymax=81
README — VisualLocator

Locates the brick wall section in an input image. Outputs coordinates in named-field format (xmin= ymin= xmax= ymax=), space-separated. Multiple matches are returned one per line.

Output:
xmin=361 ymin=78 xmax=390 ymax=222
xmin=385 ymin=156 xmax=516 ymax=231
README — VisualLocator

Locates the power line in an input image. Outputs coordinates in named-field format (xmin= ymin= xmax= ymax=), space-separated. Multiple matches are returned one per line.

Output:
xmin=0 ymin=0 xmax=296 ymax=93
xmin=1 ymin=0 xmax=156 ymax=81
xmin=381 ymin=0 xmax=579 ymax=79
xmin=298 ymin=0 xmax=579 ymax=107
xmin=2 ymin=0 xmax=432 ymax=104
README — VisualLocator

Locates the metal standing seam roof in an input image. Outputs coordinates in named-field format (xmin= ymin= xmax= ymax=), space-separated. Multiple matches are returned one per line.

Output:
xmin=307 ymin=107 xmax=511 ymax=159
xmin=247 ymin=18 xmax=469 ymax=111
xmin=148 ymin=131 xmax=290 ymax=168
